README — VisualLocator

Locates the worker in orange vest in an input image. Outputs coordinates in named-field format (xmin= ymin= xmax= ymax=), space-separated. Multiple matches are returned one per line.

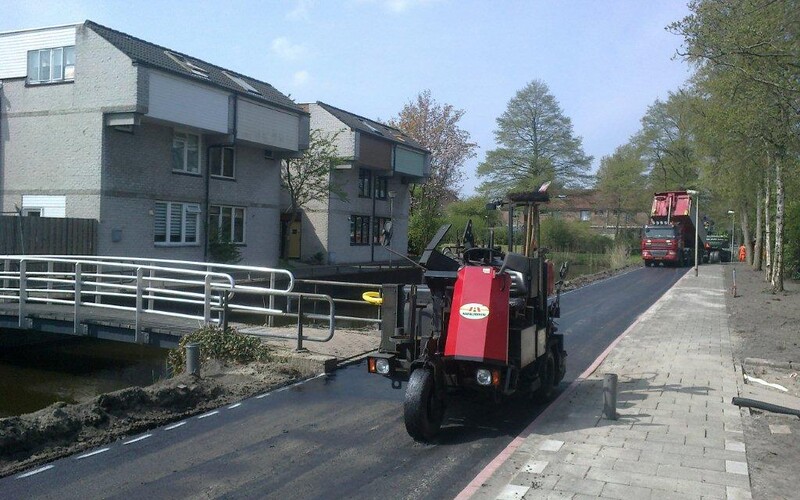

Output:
xmin=738 ymin=244 xmax=746 ymax=262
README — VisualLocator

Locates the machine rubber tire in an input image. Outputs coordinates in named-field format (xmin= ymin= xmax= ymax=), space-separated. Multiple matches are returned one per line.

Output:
xmin=553 ymin=347 xmax=566 ymax=384
xmin=533 ymin=351 xmax=556 ymax=402
xmin=404 ymin=368 xmax=445 ymax=442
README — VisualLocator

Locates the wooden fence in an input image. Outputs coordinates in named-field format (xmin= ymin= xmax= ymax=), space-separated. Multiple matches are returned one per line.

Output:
xmin=0 ymin=216 xmax=97 ymax=255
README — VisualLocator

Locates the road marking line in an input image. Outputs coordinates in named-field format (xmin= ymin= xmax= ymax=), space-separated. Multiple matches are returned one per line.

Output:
xmin=198 ymin=410 xmax=219 ymax=419
xmin=76 ymin=448 xmax=110 ymax=459
xmin=16 ymin=465 xmax=54 ymax=479
xmin=228 ymin=403 xmax=242 ymax=409
xmin=255 ymin=372 xmax=325 ymax=400
xmin=165 ymin=422 xmax=186 ymax=431
xmin=123 ymin=434 xmax=152 ymax=445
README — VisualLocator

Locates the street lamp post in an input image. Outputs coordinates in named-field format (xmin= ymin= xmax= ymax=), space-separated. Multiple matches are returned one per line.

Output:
xmin=727 ymin=210 xmax=735 ymax=262
xmin=687 ymin=190 xmax=699 ymax=276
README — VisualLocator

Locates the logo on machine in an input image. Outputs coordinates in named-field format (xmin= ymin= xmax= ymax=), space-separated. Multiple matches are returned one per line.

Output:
xmin=459 ymin=303 xmax=490 ymax=320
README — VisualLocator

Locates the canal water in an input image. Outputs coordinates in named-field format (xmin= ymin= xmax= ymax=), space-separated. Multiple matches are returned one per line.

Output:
xmin=0 ymin=330 xmax=170 ymax=418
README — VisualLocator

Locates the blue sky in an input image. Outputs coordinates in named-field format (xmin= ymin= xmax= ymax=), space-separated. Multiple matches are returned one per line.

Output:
xmin=3 ymin=0 xmax=692 ymax=196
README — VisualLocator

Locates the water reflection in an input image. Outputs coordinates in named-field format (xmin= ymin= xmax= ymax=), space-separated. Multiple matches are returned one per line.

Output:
xmin=0 ymin=330 xmax=169 ymax=417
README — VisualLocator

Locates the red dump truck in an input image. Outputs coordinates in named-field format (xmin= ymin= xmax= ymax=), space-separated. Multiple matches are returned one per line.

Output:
xmin=641 ymin=191 xmax=708 ymax=267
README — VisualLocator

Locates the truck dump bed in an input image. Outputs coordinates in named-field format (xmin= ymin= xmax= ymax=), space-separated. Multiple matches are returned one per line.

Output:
xmin=650 ymin=191 xmax=707 ymax=247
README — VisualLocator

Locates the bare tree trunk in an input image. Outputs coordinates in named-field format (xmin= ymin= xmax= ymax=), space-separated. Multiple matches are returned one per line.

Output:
xmin=772 ymin=154 xmax=785 ymax=293
xmin=740 ymin=210 xmax=751 ymax=265
xmin=752 ymin=177 xmax=763 ymax=271
xmin=764 ymin=161 xmax=772 ymax=281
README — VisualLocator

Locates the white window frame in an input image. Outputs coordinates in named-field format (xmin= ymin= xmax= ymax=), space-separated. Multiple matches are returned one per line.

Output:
xmin=222 ymin=71 xmax=261 ymax=95
xmin=154 ymin=201 xmax=201 ymax=246
xmin=172 ymin=131 xmax=202 ymax=174
xmin=27 ymin=46 xmax=76 ymax=84
xmin=164 ymin=51 xmax=209 ymax=79
xmin=210 ymin=146 xmax=235 ymax=179
xmin=580 ymin=210 xmax=591 ymax=222
xmin=209 ymin=205 xmax=246 ymax=244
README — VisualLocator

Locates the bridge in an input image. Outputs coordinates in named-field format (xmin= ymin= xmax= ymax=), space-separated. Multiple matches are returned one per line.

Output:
xmin=0 ymin=255 xmax=383 ymax=349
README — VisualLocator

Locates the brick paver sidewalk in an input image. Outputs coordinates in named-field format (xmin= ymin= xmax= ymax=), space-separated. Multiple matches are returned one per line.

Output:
xmin=467 ymin=266 xmax=752 ymax=499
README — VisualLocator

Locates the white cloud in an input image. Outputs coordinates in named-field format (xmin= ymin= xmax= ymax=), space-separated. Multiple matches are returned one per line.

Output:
xmin=385 ymin=0 xmax=437 ymax=13
xmin=287 ymin=0 xmax=314 ymax=20
xmin=349 ymin=0 xmax=438 ymax=14
xmin=293 ymin=70 xmax=310 ymax=86
xmin=270 ymin=37 xmax=307 ymax=60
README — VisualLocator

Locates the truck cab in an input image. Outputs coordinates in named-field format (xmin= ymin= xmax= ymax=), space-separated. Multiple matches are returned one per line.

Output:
xmin=642 ymin=222 xmax=686 ymax=266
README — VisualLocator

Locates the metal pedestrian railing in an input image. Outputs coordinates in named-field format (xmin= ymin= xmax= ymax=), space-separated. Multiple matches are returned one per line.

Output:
xmin=0 ymin=255 xmax=342 ymax=348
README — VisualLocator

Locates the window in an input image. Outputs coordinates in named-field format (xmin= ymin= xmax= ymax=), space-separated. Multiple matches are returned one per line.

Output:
xmin=580 ymin=210 xmax=591 ymax=222
xmin=222 ymin=71 xmax=261 ymax=95
xmin=350 ymin=215 xmax=370 ymax=245
xmin=358 ymin=169 xmax=371 ymax=198
xmin=165 ymin=51 xmax=209 ymax=78
xmin=209 ymin=205 xmax=246 ymax=244
xmin=373 ymin=217 xmax=391 ymax=245
xmin=374 ymin=177 xmax=388 ymax=200
xmin=210 ymin=147 xmax=235 ymax=178
xmin=27 ymin=46 xmax=75 ymax=84
xmin=154 ymin=202 xmax=200 ymax=245
xmin=172 ymin=131 xmax=201 ymax=174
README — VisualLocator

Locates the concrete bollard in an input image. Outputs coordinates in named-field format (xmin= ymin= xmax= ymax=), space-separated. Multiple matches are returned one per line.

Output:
xmin=603 ymin=373 xmax=618 ymax=420
xmin=186 ymin=343 xmax=200 ymax=376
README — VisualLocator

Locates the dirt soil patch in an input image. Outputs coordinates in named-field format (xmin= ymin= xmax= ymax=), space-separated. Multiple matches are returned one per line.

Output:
xmin=0 ymin=358 xmax=313 ymax=478
xmin=724 ymin=263 xmax=800 ymax=500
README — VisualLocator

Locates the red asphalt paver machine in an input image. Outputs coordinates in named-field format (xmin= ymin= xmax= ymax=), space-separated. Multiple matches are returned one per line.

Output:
xmin=367 ymin=184 xmax=568 ymax=441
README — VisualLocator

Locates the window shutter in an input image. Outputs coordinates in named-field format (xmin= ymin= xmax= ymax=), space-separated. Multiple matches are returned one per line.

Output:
xmin=185 ymin=205 xmax=199 ymax=243
xmin=154 ymin=202 xmax=167 ymax=242
xmin=169 ymin=203 xmax=182 ymax=242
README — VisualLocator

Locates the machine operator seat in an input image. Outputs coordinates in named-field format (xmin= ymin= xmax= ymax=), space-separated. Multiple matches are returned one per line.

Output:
xmin=501 ymin=252 xmax=535 ymax=312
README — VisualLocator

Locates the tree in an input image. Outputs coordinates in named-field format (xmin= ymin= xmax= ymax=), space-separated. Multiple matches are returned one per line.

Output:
xmin=671 ymin=0 xmax=800 ymax=292
xmin=281 ymin=129 xmax=347 ymax=220
xmin=389 ymin=90 xmax=478 ymax=254
xmin=595 ymin=143 xmax=650 ymax=236
xmin=389 ymin=90 xmax=477 ymax=216
xmin=635 ymin=91 xmax=701 ymax=191
xmin=477 ymin=80 xmax=592 ymax=198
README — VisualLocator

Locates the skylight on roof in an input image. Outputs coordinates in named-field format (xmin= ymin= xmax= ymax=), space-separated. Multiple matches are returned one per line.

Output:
xmin=360 ymin=119 xmax=383 ymax=136
xmin=222 ymin=71 xmax=261 ymax=96
xmin=164 ymin=51 xmax=209 ymax=79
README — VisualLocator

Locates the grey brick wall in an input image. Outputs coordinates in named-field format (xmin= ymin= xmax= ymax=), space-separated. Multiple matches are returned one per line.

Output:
xmin=2 ymin=24 xmax=284 ymax=266
xmin=1 ymin=23 xmax=138 ymax=218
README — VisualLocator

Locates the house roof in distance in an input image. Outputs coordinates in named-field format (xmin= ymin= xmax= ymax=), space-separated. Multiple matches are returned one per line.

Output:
xmin=85 ymin=20 xmax=303 ymax=114
xmin=310 ymin=101 xmax=428 ymax=153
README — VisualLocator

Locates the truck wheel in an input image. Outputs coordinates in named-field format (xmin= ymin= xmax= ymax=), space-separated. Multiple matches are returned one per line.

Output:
xmin=533 ymin=351 xmax=556 ymax=402
xmin=404 ymin=368 xmax=445 ymax=442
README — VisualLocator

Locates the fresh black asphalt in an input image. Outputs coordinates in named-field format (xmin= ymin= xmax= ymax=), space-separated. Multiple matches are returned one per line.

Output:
xmin=1 ymin=266 xmax=687 ymax=499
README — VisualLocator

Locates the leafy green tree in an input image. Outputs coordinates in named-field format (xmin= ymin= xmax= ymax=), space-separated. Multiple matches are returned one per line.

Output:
xmin=389 ymin=90 xmax=478 ymax=216
xmin=443 ymin=196 xmax=503 ymax=247
xmin=389 ymin=91 xmax=477 ymax=254
xmin=671 ymin=0 xmax=800 ymax=292
xmin=477 ymin=80 xmax=592 ymax=198
xmin=635 ymin=90 xmax=701 ymax=191
xmin=281 ymin=129 xmax=347 ymax=221
xmin=595 ymin=143 xmax=650 ymax=236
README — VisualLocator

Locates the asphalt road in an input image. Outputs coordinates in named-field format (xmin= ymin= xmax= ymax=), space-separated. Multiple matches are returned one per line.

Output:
xmin=1 ymin=266 xmax=687 ymax=499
